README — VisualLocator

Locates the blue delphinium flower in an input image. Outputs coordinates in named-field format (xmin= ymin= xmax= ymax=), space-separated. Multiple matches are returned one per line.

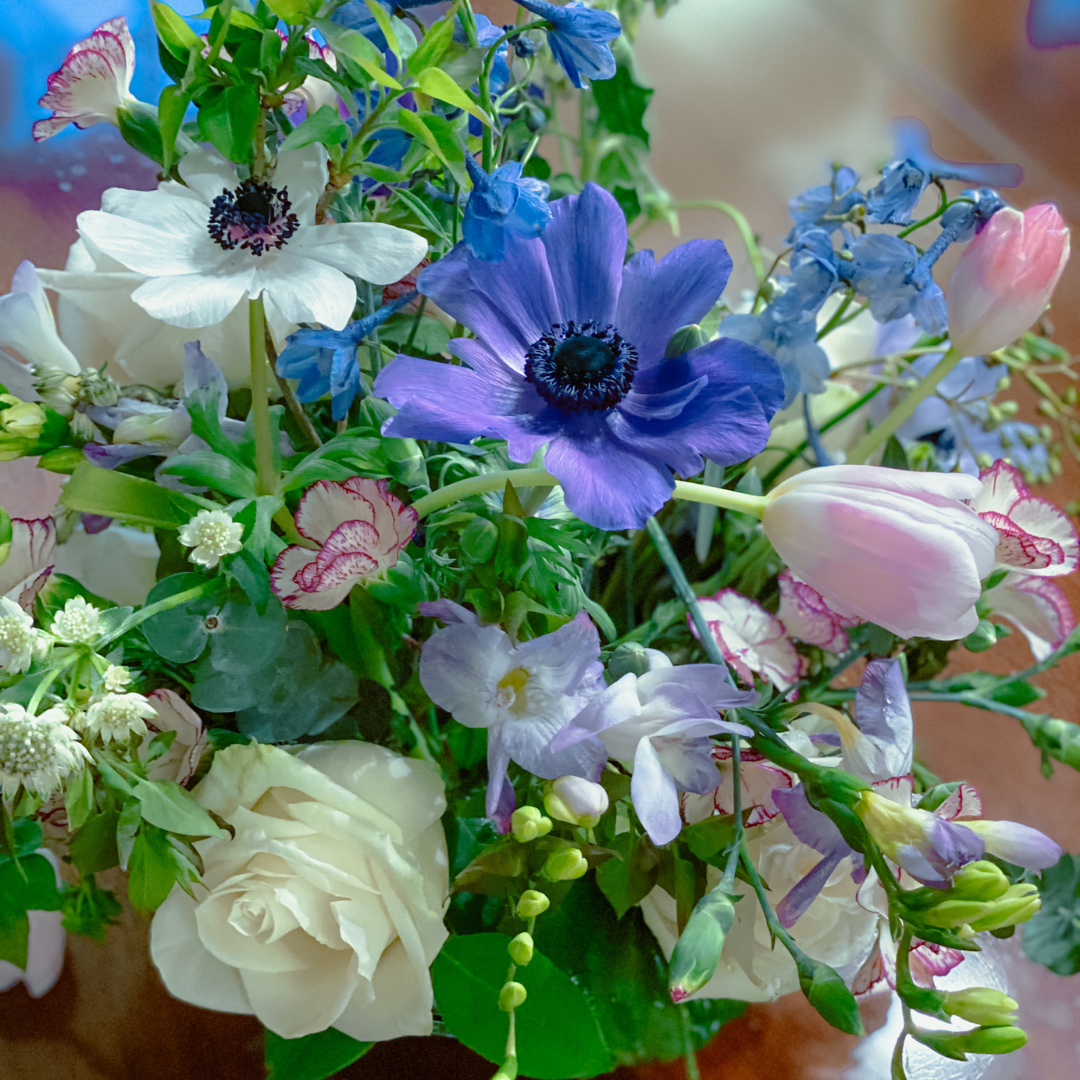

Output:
xmin=845 ymin=233 xmax=947 ymax=334
xmin=332 ymin=0 xmax=433 ymax=51
xmin=516 ymin=0 xmax=622 ymax=88
xmin=374 ymin=183 xmax=785 ymax=531
xmin=865 ymin=117 xmax=1022 ymax=224
xmin=787 ymin=165 xmax=863 ymax=240
xmin=276 ymin=291 xmax=418 ymax=421
xmin=463 ymin=155 xmax=553 ymax=261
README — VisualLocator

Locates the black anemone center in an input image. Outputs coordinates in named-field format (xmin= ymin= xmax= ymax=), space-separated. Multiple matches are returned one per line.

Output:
xmin=207 ymin=179 xmax=299 ymax=257
xmin=524 ymin=321 xmax=638 ymax=414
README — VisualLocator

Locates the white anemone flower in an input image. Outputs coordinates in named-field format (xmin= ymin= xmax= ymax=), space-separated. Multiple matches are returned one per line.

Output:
xmin=76 ymin=145 xmax=429 ymax=331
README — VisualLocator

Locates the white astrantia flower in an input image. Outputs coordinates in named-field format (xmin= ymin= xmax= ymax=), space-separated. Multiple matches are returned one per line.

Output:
xmin=103 ymin=664 xmax=132 ymax=692
xmin=0 ymin=703 xmax=91 ymax=799
xmin=76 ymin=144 xmax=430 ymax=331
xmin=83 ymin=691 xmax=156 ymax=744
xmin=51 ymin=596 xmax=102 ymax=644
xmin=0 ymin=596 xmax=44 ymax=674
xmin=178 ymin=509 xmax=244 ymax=569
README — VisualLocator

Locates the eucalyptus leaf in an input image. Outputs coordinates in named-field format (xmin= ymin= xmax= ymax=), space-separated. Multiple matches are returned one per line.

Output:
xmin=1022 ymin=854 xmax=1080 ymax=974
xmin=265 ymin=1028 xmax=372 ymax=1080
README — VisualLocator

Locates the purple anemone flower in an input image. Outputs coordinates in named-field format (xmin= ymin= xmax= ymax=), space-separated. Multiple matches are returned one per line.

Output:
xmin=374 ymin=184 xmax=784 ymax=531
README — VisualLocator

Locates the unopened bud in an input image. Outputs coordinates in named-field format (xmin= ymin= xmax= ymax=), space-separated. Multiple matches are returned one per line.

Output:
xmin=669 ymin=885 xmax=736 ymax=1002
xmin=665 ymin=323 xmax=709 ymax=358
xmin=508 ymin=931 xmax=534 ymax=966
xmin=516 ymin=889 xmax=550 ymax=918
xmin=963 ymin=619 xmax=998 ymax=653
xmin=499 ymin=981 xmax=527 ymax=1012
xmin=607 ymin=641 xmax=653 ymax=679
xmin=543 ymin=846 xmax=588 ymax=882
xmin=949 ymin=860 xmax=1010 ymax=902
xmin=544 ymin=776 xmax=609 ymax=827
xmin=0 ymin=397 xmax=45 ymax=439
xmin=510 ymin=806 xmax=552 ymax=843
xmin=942 ymin=988 xmax=1019 ymax=1028
xmin=915 ymin=1024 xmax=1027 ymax=1059
xmin=922 ymin=882 xmax=1040 ymax=932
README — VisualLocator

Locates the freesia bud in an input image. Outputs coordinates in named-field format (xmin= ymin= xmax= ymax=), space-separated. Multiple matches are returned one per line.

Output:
xmin=499 ymin=981 xmax=527 ymax=1012
xmin=669 ymin=885 xmax=737 ymax=1002
xmin=508 ymin=932 xmax=534 ymax=966
xmin=942 ymin=987 xmax=1019 ymax=1027
xmin=915 ymin=1024 xmax=1027 ymax=1059
xmin=762 ymin=466 xmax=998 ymax=640
xmin=510 ymin=805 xmax=552 ymax=843
xmin=544 ymin=776 xmax=609 ymax=827
xmin=542 ymin=847 xmax=589 ymax=882
xmin=0 ymin=398 xmax=45 ymax=440
xmin=516 ymin=890 xmax=550 ymax=918
xmin=922 ymin=882 xmax=1041 ymax=932
xmin=947 ymin=204 xmax=1070 ymax=356
xmin=962 ymin=819 xmax=1063 ymax=871
xmin=949 ymin=860 xmax=1011 ymax=902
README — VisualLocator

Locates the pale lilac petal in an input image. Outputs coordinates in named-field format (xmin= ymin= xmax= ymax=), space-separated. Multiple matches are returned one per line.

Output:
xmin=964 ymin=819 xmax=1063 ymax=870
xmin=486 ymin=734 xmax=514 ymax=820
xmin=632 ymin=736 xmax=682 ymax=845
xmin=512 ymin=613 xmax=600 ymax=697
xmin=499 ymin=710 xmax=606 ymax=781
xmin=777 ymin=850 xmax=847 ymax=928
xmin=773 ymin=784 xmax=848 ymax=857
xmin=852 ymin=658 xmax=914 ymax=781
xmin=418 ymin=623 xmax=515 ymax=729
xmin=553 ymin=672 xmax=644 ymax=749
xmin=417 ymin=599 xmax=479 ymax=625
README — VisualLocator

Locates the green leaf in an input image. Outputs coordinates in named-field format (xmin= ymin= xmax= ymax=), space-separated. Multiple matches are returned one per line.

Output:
xmin=117 ymin=105 xmax=165 ymax=165
xmin=0 ymin=854 xmax=62 ymax=968
xmin=142 ymin=573 xmax=223 ymax=663
xmin=395 ymin=108 xmax=468 ymax=187
xmin=591 ymin=62 xmax=653 ymax=146
xmin=362 ymin=0 xmax=399 ymax=57
xmin=228 ymin=547 xmax=272 ymax=614
xmin=152 ymin=1 xmax=203 ymax=60
xmin=61 ymin=462 xmax=213 ymax=528
xmin=159 ymin=85 xmax=191 ymax=171
xmin=406 ymin=10 xmax=456 ymax=72
xmin=160 ymin=450 xmax=257 ymax=498
xmin=130 ymin=778 xmax=227 ymax=838
xmin=0 ymin=906 xmax=28 ymax=970
xmin=432 ymin=933 xmax=614 ymax=1078
xmin=279 ymin=104 xmax=351 ymax=151
xmin=881 ymin=434 xmax=909 ymax=470
xmin=69 ymin=809 xmax=120 ymax=875
xmin=1023 ymin=854 xmax=1080 ymax=974
xmin=198 ymin=83 xmax=261 ymax=164
xmin=264 ymin=0 xmax=319 ymax=22
xmin=128 ymin=827 xmax=185 ymax=911
xmin=417 ymin=67 xmax=492 ymax=127
xmin=265 ymin=1028 xmax=372 ymax=1080
xmin=313 ymin=17 xmax=403 ymax=88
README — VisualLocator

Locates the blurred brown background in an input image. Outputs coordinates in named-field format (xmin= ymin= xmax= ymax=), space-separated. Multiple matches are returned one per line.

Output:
xmin=2 ymin=0 xmax=1079 ymax=1077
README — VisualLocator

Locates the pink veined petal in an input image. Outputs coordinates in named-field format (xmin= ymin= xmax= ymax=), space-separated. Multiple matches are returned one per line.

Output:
xmin=909 ymin=940 xmax=966 ymax=987
xmin=340 ymin=478 xmax=417 ymax=554
xmin=994 ymin=497 xmax=1079 ymax=576
xmin=295 ymin=479 xmax=377 ymax=544
xmin=301 ymin=549 xmax=379 ymax=594
xmin=0 ymin=518 xmax=57 ymax=601
xmin=934 ymin=782 xmax=982 ymax=821
xmin=776 ymin=569 xmax=859 ymax=652
xmin=270 ymin=545 xmax=320 ymax=608
xmin=972 ymin=459 xmax=1028 ymax=515
xmin=314 ymin=520 xmax=382 ymax=575
xmin=985 ymin=573 xmax=1075 ymax=661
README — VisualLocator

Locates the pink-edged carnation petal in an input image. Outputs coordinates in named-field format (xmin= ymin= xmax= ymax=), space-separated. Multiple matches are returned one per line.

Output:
xmin=314 ymin=519 xmax=381 ymax=572
xmin=0 ymin=518 xmax=57 ymax=607
xmin=33 ymin=18 xmax=136 ymax=142
xmin=984 ymin=571 xmax=1075 ymax=661
xmin=691 ymin=588 xmax=806 ymax=692
xmin=294 ymin=478 xmax=375 ymax=544
xmin=909 ymin=940 xmax=966 ymax=988
xmin=300 ymin=549 xmax=379 ymax=594
xmin=682 ymin=746 xmax=795 ymax=827
xmin=144 ymin=689 xmax=208 ymax=785
xmin=776 ymin=569 xmax=862 ymax=653
xmin=933 ymin=781 xmax=982 ymax=821
xmin=270 ymin=544 xmax=319 ymax=607
xmin=340 ymin=477 xmax=418 ymax=556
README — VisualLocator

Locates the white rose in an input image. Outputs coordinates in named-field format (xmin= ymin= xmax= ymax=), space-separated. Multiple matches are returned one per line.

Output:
xmin=149 ymin=741 xmax=449 ymax=1040
xmin=640 ymin=814 xmax=877 ymax=1003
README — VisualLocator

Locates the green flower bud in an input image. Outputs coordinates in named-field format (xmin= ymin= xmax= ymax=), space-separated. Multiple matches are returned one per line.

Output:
xmin=665 ymin=324 xmax=710 ymax=358
xmin=922 ymin=882 xmax=1040 ymax=932
xmin=607 ymin=641 xmax=653 ymax=680
xmin=543 ymin=846 xmax=589 ymax=882
xmin=516 ymin=889 xmax=550 ymax=918
xmin=508 ymin=931 xmax=534 ymax=966
xmin=0 ymin=397 xmax=45 ymax=440
xmin=963 ymin=619 xmax=998 ymax=653
xmin=510 ymin=806 xmax=552 ymax=843
xmin=669 ymin=885 xmax=736 ymax=1002
xmin=543 ymin=776 xmax=609 ymax=827
xmin=499 ymin=981 xmax=528 ymax=1012
xmin=915 ymin=1024 xmax=1027 ymax=1059
xmin=950 ymin=860 xmax=1011 ymax=902
xmin=942 ymin=988 xmax=1019 ymax=1028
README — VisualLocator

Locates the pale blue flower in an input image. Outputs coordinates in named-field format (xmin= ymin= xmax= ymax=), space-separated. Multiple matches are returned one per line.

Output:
xmin=463 ymin=156 xmax=552 ymax=261
xmin=516 ymin=0 xmax=622 ymax=88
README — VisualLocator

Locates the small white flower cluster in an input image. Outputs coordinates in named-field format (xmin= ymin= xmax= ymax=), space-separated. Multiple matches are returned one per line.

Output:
xmin=0 ymin=596 xmax=48 ymax=674
xmin=51 ymin=596 xmax=102 ymax=645
xmin=0 ymin=702 xmax=90 ymax=800
xmin=83 ymin=691 xmax=157 ymax=744
xmin=179 ymin=510 xmax=243 ymax=569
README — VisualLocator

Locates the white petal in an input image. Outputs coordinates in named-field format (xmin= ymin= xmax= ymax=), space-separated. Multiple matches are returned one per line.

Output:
xmin=289 ymin=222 xmax=428 ymax=286
xmin=131 ymin=271 xmax=252 ymax=329
xmin=255 ymin=253 xmax=356 ymax=330
xmin=272 ymin=145 xmax=330 ymax=225
xmin=178 ymin=147 xmax=240 ymax=205
xmin=0 ymin=289 xmax=80 ymax=373
xmin=77 ymin=205 xmax=210 ymax=276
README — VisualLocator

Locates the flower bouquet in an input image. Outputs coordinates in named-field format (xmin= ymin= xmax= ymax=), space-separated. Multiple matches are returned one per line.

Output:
xmin=2 ymin=2 xmax=1079 ymax=1077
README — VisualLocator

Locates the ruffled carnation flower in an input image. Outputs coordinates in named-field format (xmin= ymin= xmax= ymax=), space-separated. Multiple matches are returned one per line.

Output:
xmin=32 ymin=17 xmax=138 ymax=142
xmin=83 ymin=692 xmax=157 ymax=744
xmin=690 ymin=588 xmax=806 ymax=693
xmin=0 ymin=703 xmax=90 ymax=799
xmin=178 ymin=510 xmax=244 ymax=570
xmin=0 ymin=516 xmax=57 ymax=612
xmin=76 ymin=145 xmax=428 ymax=332
xmin=143 ymin=689 xmax=208 ymax=785
xmin=777 ymin=570 xmax=862 ymax=654
xmin=50 ymin=596 xmax=102 ymax=645
xmin=375 ymin=183 xmax=784 ymax=530
xmin=972 ymin=459 xmax=1079 ymax=576
xmin=271 ymin=477 xmax=417 ymax=610
xmin=983 ymin=571 xmax=1075 ymax=661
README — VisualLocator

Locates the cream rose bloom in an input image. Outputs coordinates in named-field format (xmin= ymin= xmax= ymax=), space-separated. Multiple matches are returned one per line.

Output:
xmin=149 ymin=740 xmax=449 ymax=1040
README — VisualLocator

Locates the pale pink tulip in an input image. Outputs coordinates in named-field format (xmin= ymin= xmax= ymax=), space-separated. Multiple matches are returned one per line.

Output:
xmin=762 ymin=466 xmax=999 ymax=640
xmin=947 ymin=204 xmax=1070 ymax=356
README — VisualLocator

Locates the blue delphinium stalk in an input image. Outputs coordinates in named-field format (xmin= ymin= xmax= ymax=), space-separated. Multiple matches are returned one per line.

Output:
xmin=515 ymin=0 xmax=622 ymax=88
xmin=787 ymin=165 xmax=864 ymax=240
xmin=462 ymin=155 xmax=553 ymax=261
xmin=276 ymin=291 xmax=418 ymax=422
xmin=865 ymin=117 xmax=1022 ymax=224
xmin=374 ymin=184 xmax=785 ymax=531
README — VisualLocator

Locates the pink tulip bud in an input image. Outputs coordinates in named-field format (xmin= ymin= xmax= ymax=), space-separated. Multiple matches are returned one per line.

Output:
xmin=761 ymin=466 xmax=998 ymax=640
xmin=947 ymin=204 xmax=1070 ymax=356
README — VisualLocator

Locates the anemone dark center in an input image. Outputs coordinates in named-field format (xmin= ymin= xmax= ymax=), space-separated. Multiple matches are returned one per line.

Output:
xmin=524 ymin=321 xmax=638 ymax=414
xmin=207 ymin=179 xmax=299 ymax=256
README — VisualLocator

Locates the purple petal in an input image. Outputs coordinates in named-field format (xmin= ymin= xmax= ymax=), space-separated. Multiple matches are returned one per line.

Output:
xmin=853 ymin=658 xmax=914 ymax=780
xmin=80 ymin=514 xmax=112 ymax=534
xmin=417 ymin=599 xmax=479 ymax=625
xmin=486 ymin=735 xmax=514 ymax=820
xmin=491 ymin=772 xmax=517 ymax=834
xmin=418 ymin=622 xmax=515 ymax=728
xmin=513 ymin=613 xmax=600 ymax=695
xmin=638 ymin=664 xmax=757 ymax=711
xmin=632 ymin=736 xmax=682 ymax=845
xmin=971 ymin=820 xmax=1062 ymax=871
xmin=773 ymin=784 xmax=849 ymax=857
xmin=615 ymin=239 xmax=733 ymax=367
xmin=553 ymin=672 xmax=643 ymax=750
xmin=83 ymin=443 xmax=163 ymax=468
xmin=418 ymin=234 xmax=561 ymax=363
xmin=777 ymin=850 xmax=847 ymax=928
xmin=538 ymin=183 xmax=625 ymax=326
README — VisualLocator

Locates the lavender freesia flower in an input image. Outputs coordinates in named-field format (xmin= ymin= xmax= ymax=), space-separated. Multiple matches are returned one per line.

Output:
xmin=463 ymin=156 xmax=553 ymax=261
xmin=375 ymin=184 xmax=784 ymax=530
xmin=419 ymin=603 xmax=607 ymax=822
xmin=275 ymin=290 xmax=418 ymax=421
xmin=515 ymin=0 xmax=622 ymax=88
xmin=552 ymin=657 xmax=755 ymax=845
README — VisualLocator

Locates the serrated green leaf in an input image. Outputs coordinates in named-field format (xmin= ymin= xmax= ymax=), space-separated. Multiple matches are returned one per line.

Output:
xmin=265 ymin=1028 xmax=372 ymax=1080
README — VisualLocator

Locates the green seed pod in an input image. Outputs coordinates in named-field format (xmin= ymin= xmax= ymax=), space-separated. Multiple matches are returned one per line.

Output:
xmin=668 ymin=883 xmax=737 ymax=1002
xmin=499 ymin=981 xmax=527 ymax=1012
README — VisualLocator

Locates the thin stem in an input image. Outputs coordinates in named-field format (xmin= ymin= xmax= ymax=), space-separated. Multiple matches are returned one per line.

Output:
xmin=405 ymin=296 xmax=428 ymax=352
xmin=266 ymin=323 xmax=322 ymax=449
xmin=97 ymin=581 xmax=218 ymax=647
xmin=412 ymin=468 xmax=556 ymax=518
xmin=248 ymin=295 xmax=278 ymax=496
xmin=846 ymin=347 xmax=961 ymax=464
xmin=27 ymin=656 xmax=77 ymax=714
xmin=671 ymin=481 xmax=766 ymax=518
xmin=815 ymin=289 xmax=855 ymax=340
xmin=669 ymin=200 xmax=765 ymax=282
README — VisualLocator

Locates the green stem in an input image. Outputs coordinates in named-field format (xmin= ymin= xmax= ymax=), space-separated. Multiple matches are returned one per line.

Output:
xmin=671 ymin=481 xmax=765 ymax=517
xmin=413 ymin=469 xmax=556 ymax=518
xmin=98 ymin=581 xmax=220 ymax=648
xmin=846 ymin=347 xmax=961 ymax=464
xmin=248 ymin=295 xmax=278 ymax=496
xmin=27 ymin=656 xmax=77 ymax=715
xmin=668 ymin=200 xmax=765 ymax=282
xmin=815 ymin=289 xmax=854 ymax=340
